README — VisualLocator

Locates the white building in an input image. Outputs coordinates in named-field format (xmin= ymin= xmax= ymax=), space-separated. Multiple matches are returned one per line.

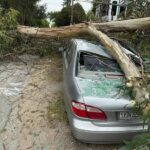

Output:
xmin=95 ymin=0 xmax=127 ymax=22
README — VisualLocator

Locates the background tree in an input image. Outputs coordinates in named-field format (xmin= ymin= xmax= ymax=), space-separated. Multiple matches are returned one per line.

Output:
xmin=63 ymin=0 xmax=71 ymax=7
xmin=73 ymin=3 xmax=86 ymax=23
xmin=0 ymin=0 xmax=48 ymax=27
xmin=49 ymin=3 xmax=86 ymax=27
xmin=126 ymin=0 xmax=150 ymax=19
xmin=86 ymin=10 xmax=96 ymax=21
xmin=55 ymin=6 xmax=71 ymax=26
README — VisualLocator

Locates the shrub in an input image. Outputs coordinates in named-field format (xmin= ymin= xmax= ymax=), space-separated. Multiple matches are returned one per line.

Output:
xmin=50 ymin=3 xmax=86 ymax=27
xmin=0 ymin=7 xmax=18 ymax=56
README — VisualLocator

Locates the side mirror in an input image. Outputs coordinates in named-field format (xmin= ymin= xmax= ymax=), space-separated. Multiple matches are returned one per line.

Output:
xmin=59 ymin=47 xmax=66 ymax=52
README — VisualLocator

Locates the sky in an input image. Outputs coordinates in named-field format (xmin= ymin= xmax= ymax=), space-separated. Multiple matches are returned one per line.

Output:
xmin=39 ymin=0 xmax=92 ymax=12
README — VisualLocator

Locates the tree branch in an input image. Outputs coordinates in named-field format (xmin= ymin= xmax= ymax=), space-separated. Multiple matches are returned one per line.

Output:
xmin=17 ymin=17 xmax=150 ymax=38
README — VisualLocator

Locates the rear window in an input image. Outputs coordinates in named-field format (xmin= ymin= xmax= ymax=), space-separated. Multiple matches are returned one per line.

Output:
xmin=77 ymin=52 xmax=122 ymax=76
xmin=76 ymin=52 xmax=129 ymax=98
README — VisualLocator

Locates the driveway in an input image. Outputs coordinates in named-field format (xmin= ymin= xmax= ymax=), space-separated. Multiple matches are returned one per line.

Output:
xmin=0 ymin=53 xmax=119 ymax=150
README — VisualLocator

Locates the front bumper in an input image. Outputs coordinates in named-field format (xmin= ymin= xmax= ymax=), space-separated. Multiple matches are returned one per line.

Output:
xmin=71 ymin=117 xmax=148 ymax=144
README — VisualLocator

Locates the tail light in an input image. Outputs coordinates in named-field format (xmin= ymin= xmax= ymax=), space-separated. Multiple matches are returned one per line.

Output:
xmin=71 ymin=100 xmax=107 ymax=121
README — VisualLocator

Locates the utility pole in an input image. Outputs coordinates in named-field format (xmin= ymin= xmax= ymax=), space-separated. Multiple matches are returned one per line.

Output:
xmin=70 ymin=0 xmax=74 ymax=25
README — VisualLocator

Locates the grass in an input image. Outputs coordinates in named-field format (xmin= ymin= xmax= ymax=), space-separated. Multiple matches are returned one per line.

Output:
xmin=47 ymin=98 xmax=67 ymax=123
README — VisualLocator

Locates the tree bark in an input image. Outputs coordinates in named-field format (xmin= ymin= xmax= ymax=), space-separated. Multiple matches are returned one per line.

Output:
xmin=17 ymin=24 xmax=89 ymax=39
xmin=87 ymin=25 xmax=141 ymax=79
xmin=17 ymin=17 xmax=150 ymax=39
xmin=93 ymin=17 xmax=150 ymax=32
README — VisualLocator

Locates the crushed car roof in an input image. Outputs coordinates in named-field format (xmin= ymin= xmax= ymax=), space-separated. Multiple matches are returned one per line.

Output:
xmin=72 ymin=39 xmax=136 ymax=59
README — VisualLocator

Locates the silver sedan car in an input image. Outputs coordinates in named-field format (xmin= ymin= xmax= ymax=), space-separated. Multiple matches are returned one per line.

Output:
xmin=61 ymin=38 xmax=148 ymax=143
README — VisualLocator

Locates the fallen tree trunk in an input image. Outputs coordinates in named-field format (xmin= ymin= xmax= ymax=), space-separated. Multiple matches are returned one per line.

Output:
xmin=17 ymin=24 xmax=89 ymax=39
xmin=93 ymin=17 xmax=150 ymax=32
xmin=17 ymin=17 xmax=150 ymax=39
xmin=88 ymin=25 xmax=141 ymax=79
xmin=17 ymin=17 xmax=150 ymax=105
xmin=87 ymin=25 xmax=149 ymax=104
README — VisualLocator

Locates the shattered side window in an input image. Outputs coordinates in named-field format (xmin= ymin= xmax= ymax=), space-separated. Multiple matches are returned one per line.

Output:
xmin=78 ymin=52 xmax=123 ymax=75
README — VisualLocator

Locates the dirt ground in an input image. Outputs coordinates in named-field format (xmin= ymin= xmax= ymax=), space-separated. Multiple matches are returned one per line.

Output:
xmin=0 ymin=53 xmax=119 ymax=150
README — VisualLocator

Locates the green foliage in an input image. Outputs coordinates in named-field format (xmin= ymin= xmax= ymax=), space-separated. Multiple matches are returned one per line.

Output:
xmin=73 ymin=3 xmax=86 ymax=23
xmin=120 ymin=133 xmax=150 ymax=150
xmin=0 ymin=8 xmax=18 ymax=30
xmin=30 ymin=19 xmax=49 ymax=27
xmin=63 ymin=0 xmax=71 ymax=7
xmin=55 ymin=6 xmax=71 ymax=26
xmin=125 ymin=0 xmax=150 ymax=18
xmin=0 ymin=0 xmax=47 ymax=27
xmin=49 ymin=11 xmax=59 ymax=21
xmin=0 ymin=7 xmax=18 ymax=55
xmin=138 ymin=39 xmax=150 ymax=59
xmin=47 ymin=97 xmax=67 ymax=122
xmin=49 ymin=3 xmax=86 ymax=27
xmin=86 ymin=10 xmax=96 ymax=21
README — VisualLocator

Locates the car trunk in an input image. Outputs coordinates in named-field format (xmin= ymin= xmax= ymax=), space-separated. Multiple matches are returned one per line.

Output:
xmin=75 ymin=73 xmax=142 ymax=126
xmin=76 ymin=73 xmax=132 ymax=110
